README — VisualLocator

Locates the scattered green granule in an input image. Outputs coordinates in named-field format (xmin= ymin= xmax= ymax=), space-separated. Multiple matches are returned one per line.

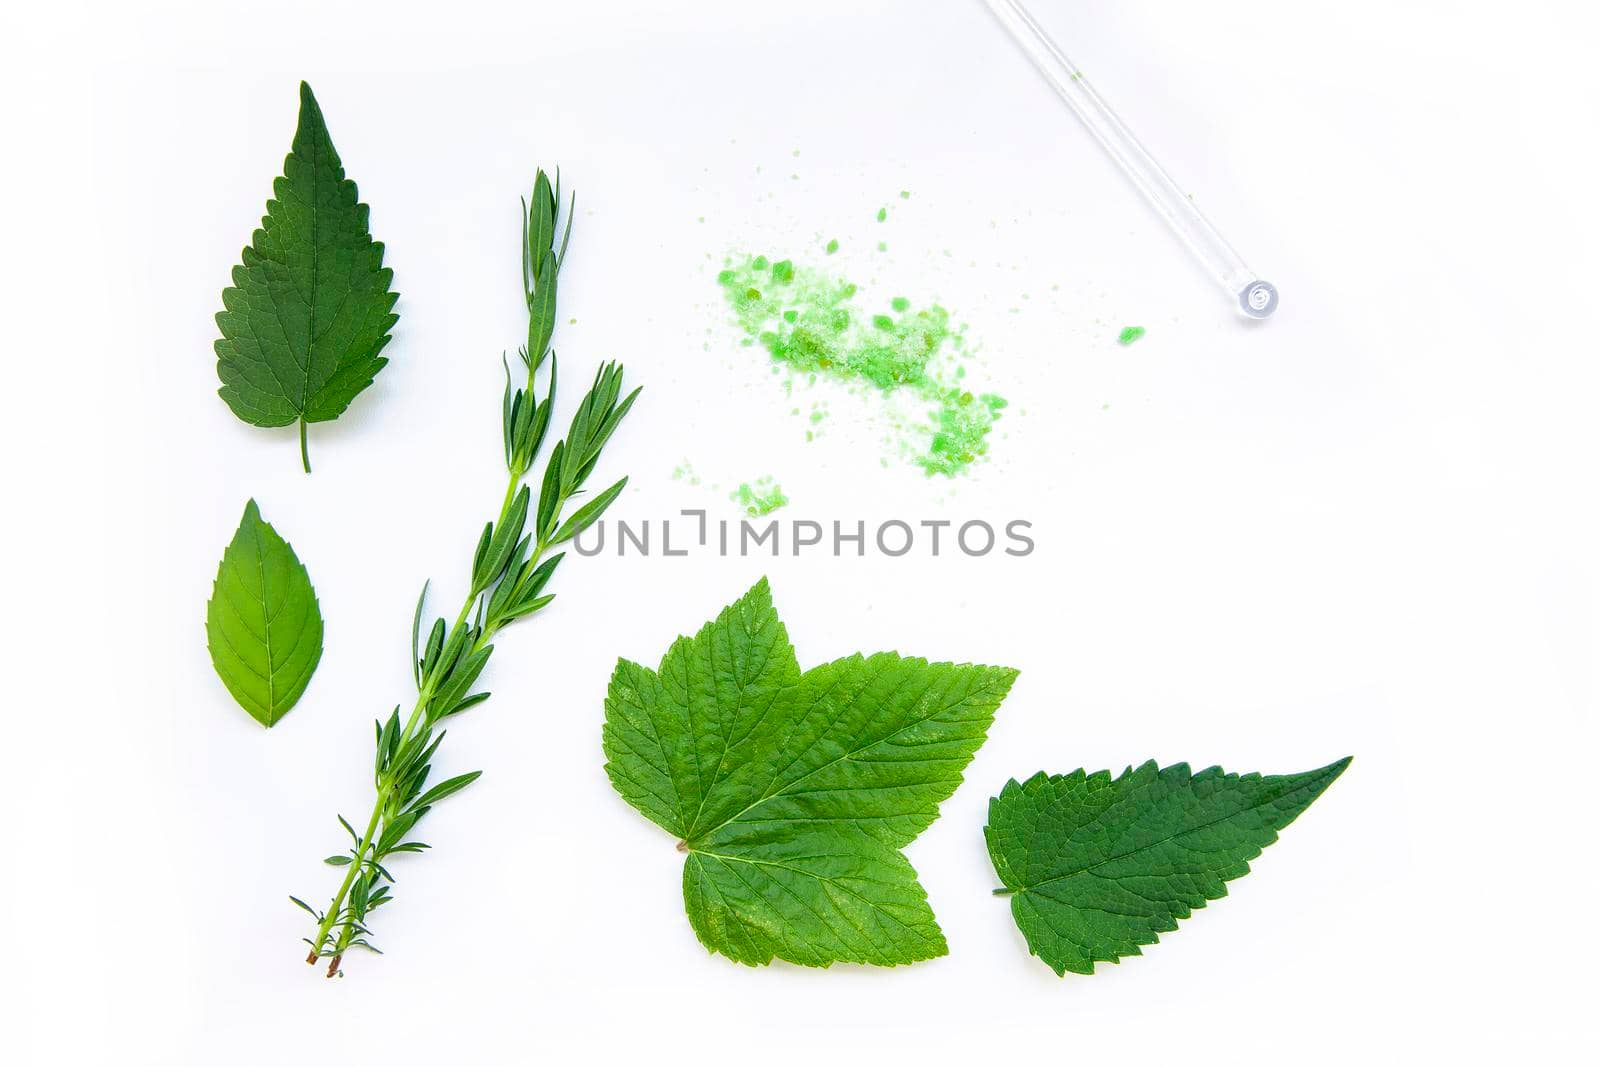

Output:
xmin=732 ymin=477 xmax=789 ymax=516
xmin=825 ymin=238 xmax=839 ymax=254
xmin=899 ymin=190 xmax=911 ymax=199
xmin=923 ymin=390 xmax=1008 ymax=476
xmin=1117 ymin=325 xmax=1146 ymax=345
xmin=876 ymin=207 xmax=887 ymax=222
xmin=671 ymin=460 xmax=702 ymax=486
xmin=715 ymin=254 xmax=1005 ymax=476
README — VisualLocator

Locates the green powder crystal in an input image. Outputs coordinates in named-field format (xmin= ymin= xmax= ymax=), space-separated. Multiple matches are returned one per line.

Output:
xmin=919 ymin=387 xmax=1008 ymax=476
xmin=876 ymin=207 xmax=887 ymax=222
xmin=1117 ymin=325 xmax=1146 ymax=345
xmin=732 ymin=477 xmax=789 ymax=516
xmin=716 ymin=253 xmax=1006 ymax=476
xmin=825 ymin=238 xmax=839 ymax=254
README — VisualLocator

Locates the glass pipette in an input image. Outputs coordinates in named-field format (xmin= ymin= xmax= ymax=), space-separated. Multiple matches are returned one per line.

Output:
xmin=984 ymin=0 xmax=1278 ymax=318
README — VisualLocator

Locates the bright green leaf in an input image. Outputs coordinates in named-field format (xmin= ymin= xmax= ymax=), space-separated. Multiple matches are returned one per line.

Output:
xmin=985 ymin=757 xmax=1351 ymax=976
xmin=409 ymin=771 xmax=482 ymax=812
xmin=205 ymin=499 xmax=324 ymax=726
xmin=214 ymin=82 xmax=399 ymax=472
xmin=604 ymin=578 xmax=1017 ymax=968
xmin=551 ymin=475 xmax=626 ymax=544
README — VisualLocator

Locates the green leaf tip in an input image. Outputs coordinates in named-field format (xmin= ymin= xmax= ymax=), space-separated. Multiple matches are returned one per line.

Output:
xmin=215 ymin=80 xmax=399 ymax=471
xmin=985 ymin=756 xmax=1351 ymax=976
xmin=603 ymin=577 xmax=1017 ymax=969
xmin=205 ymin=499 xmax=324 ymax=727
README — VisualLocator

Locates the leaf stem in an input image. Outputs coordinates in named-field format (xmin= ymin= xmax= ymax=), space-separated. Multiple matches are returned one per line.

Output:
xmin=308 ymin=799 xmax=386 ymax=964
xmin=299 ymin=418 xmax=311 ymax=474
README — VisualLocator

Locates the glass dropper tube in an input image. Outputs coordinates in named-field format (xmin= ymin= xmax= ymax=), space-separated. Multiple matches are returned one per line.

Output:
xmin=984 ymin=0 xmax=1278 ymax=318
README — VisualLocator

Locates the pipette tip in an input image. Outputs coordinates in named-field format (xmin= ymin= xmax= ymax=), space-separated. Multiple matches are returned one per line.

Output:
xmin=1239 ymin=280 xmax=1278 ymax=319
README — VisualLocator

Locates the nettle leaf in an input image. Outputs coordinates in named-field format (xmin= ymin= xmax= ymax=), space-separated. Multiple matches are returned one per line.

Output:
xmin=214 ymin=82 xmax=399 ymax=472
xmin=604 ymin=578 xmax=1017 ymax=968
xmin=205 ymin=500 xmax=324 ymax=727
xmin=985 ymin=757 xmax=1351 ymax=976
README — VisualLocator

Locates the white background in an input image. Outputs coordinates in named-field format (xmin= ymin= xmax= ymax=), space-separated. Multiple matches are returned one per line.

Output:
xmin=4 ymin=0 xmax=1596 ymax=1062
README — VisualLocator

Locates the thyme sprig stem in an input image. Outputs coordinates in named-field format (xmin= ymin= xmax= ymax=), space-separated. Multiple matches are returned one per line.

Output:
xmin=295 ymin=168 xmax=637 ymax=976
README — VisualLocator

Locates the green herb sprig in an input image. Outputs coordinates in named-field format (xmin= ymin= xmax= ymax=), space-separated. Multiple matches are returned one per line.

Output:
xmin=294 ymin=169 xmax=638 ymax=976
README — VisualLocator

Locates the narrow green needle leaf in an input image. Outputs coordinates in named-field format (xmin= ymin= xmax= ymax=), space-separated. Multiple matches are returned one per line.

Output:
xmin=288 ymin=896 xmax=321 ymax=919
xmin=552 ymin=476 xmax=627 ymax=544
xmin=985 ymin=757 xmax=1352 ymax=976
xmin=205 ymin=500 xmax=323 ymax=726
xmin=409 ymin=771 xmax=482 ymax=811
xmin=410 ymin=580 xmax=430 ymax=689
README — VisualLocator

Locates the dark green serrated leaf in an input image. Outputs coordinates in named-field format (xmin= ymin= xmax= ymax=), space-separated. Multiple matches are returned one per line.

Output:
xmin=205 ymin=499 xmax=323 ymax=727
xmin=214 ymin=82 xmax=399 ymax=472
xmin=985 ymin=757 xmax=1351 ymax=976
xmin=604 ymin=578 xmax=1017 ymax=968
